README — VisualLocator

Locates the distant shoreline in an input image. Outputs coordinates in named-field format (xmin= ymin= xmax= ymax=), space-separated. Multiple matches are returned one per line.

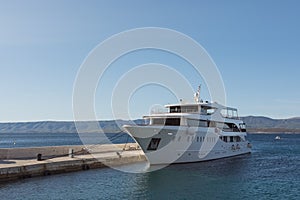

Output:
xmin=248 ymin=129 xmax=300 ymax=134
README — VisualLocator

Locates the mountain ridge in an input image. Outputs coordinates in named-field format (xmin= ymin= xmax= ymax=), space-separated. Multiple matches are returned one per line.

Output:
xmin=0 ymin=116 xmax=299 ymax=134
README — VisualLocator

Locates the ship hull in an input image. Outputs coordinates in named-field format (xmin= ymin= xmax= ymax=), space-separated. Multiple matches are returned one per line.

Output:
xmin=123 ymin=125 xmax=251 ymax=165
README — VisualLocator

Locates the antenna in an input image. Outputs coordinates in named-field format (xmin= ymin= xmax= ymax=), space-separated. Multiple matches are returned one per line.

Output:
xmin=194 ymin=84 xmax=201 ymax=103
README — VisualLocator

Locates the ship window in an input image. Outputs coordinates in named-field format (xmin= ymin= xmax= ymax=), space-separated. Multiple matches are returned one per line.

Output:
xmin=207 ymin=108 xmax=216 ymax=115
xmin=222 ymin=123 xmax=231 ymax=131
xmin=165 ymin=118 xmax=180 ymax=126
xmin=208 ymin=121 xmax=216 ymax=127
xmin=170 ymin=106 xmax=181 ymax=113
xmin=201 ymin=106 xmax=216 ymax=115
xmin=187 ymin=119 xmax=208 ymax=127
xmin=222 ymin=136 xmax=228 ymax=142
xmin=239 ymin=123 xmax=247 ymax=132
xmin=228 ymin=110 xmax=233 ymax=118
xmin=216 ymin=122 xmax=223 ymax=129
xmin=221 ymin=108 xmax=238 ymax=119
xmin=147 ymin=138 xmax=161 ymax=150
xmin=230 ymin=136 xmax=234 ymax=142
xmin=232 ymin=110 xmax=238 ymax=118
xmin=152 ymin=118 xmax=165 ymax=125
xmin=181 ymin=106 xmax=199 ymax=113
xmin=220 ymin=123 xmax=240 ymax=132
xmin=151 ymin=118 xmax=181 ymax=126
xmin=170 ymin=106 xmax=198 ymax=113
xmin=228 ymin=123 xmax=240 ymax=132
xmin=197 ymin=136 xmax=199 ymax=142
xmin=240 ymin=123 xmax=246 ymax=129
xmin=221 ymin=109 xmax=227 ymax=117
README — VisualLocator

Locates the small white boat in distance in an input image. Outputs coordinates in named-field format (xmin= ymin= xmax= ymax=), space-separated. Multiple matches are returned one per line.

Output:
xmin=275 ymin=136 xmax=281 ymax=140
xmin=123 ymin=86 xmax=252 ymax=165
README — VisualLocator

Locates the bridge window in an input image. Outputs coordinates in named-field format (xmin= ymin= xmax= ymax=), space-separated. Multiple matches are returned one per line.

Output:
xmin=170 ymin=106 xmax=198 ymax=113
xmin=170 ymin=106 xmax=181 ymax=113
xmin=165 ymin=118 xmax=181 ymax=126
xmin=201 ymin=106 xmax=216 ymax=115
xmin=221 ymin=108 xmax=239 ymax=119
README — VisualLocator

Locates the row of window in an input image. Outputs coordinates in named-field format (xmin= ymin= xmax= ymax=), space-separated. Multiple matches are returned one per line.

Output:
xmin=220 ymin=136 xmax=242 ymax=143
xmin=169 ymin=105 xmax=217 ymax=115
xmin=168 ymin=106 xmax=239 ymax=119
xmin=220 ymin=108 xmax=239 ymax=119
xmin=174 ymin=135 xmax=217 ymax=143
xmin=152 ymin=118 xmax=181 ymax=126
xmin=174 ymin=135 xmax=242 ymax=143
xmin=147 ymin=135 xmax=244 ymax=151
xmin=170 ymin=106 xmax=199 ymax=113
xmin=151 ymin=117 xmax=244 ymax=132
xmin=187 ymin=120 xmax=241 ymax=132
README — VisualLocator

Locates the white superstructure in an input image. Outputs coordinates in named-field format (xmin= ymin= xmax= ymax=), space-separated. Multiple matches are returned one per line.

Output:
xmin=123 ymin=89 xmax=251 ymax=165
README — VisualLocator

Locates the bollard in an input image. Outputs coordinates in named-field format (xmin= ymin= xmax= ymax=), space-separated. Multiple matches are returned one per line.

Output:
xmin=69 ymin=148 xmax=74 ymax=158
xmin=37 ymin=153 xmax=42 ymax=161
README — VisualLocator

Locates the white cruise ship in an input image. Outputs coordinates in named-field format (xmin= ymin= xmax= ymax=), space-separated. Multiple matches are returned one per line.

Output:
xmin=123 ymin=88 xmax=252 ymax=165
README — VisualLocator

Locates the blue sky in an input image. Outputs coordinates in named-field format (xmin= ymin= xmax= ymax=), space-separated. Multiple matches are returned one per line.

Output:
xmin=0 ymin=0 xmax=300 ymax=122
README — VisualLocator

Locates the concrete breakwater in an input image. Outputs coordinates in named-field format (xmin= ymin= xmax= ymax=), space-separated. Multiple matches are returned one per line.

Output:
xmin=0 ymin=143 xmax=146 ymax=182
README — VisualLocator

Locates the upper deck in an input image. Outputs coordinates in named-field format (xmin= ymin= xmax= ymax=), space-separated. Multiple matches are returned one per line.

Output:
xmin=146 ymin=101 xmax=240 ymax=120
xmin=143 ymin=101 xmax=246 ymax=132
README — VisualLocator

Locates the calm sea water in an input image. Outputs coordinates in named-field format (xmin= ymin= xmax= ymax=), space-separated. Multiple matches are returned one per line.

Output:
xmin=0 ymin=133 xmax=299 ymax=200
xmin=0 ymin=132 xmax=134 ymax=148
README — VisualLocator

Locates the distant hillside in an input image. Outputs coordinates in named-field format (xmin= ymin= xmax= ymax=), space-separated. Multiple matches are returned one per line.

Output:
xmin=0 ymin=119 xmax=146 ymax=134
xmin=241 ymin=116 xmax=300 ymax=133
xmin=0 ymin=117 xmax=299 ymax=133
